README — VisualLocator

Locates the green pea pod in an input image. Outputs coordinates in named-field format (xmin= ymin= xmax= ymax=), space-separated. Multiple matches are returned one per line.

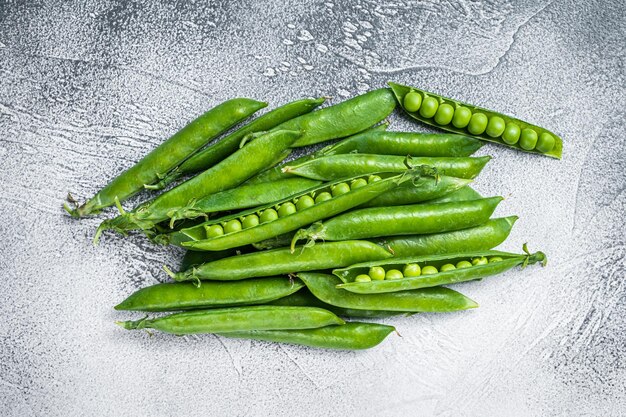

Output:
xmin=170 ymin=240 xmax=393 ymax=282
xmin=427 ymin=185 xmax=482 ymax=204
xmin=114 ymin=277 xmax=305 ymax=312
xmin=218 ymin=322 xmax=395 ymax=350
xmin=166 ymin=177 xmax=321 ymax=225
xmin=318 ymin=131 xmax=483 ymax=157
xmin=95 ymin=129 xmax=301 ymax=242
xmin=65 ymin=98 xmax=267 ymax=217
xmin=117 ymin=306 xmax=345 ymax=335
xmin=282 ymin=154 xmax=491 ymax=180
xmin=388 ymin=82 xmax=562 ymax=159
xmin=378 ymin=216 xmax=518 ymax=257
xmin=180 ymin=248 xmax=242 ymax=271
xmin=149 ymin=98 xmax=326 ymax=189
xmin=292 ymin=197 xmax=502 ymax=248
xmin=334 ymin=245 xmax=547 ymax=293
xmin=298 ymin=273 xmax=478 ymax=312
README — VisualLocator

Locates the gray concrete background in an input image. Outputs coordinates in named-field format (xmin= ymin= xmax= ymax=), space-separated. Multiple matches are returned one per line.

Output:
xmin=0 ymin=1 xmax=624 ymax=416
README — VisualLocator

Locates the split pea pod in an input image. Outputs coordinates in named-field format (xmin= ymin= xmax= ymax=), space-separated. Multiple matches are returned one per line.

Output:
xmin=95 ymin=129 xmax=301 ymax=240
xmin=298 ymin=273 xmax=478 ymax=313
xmin=389 ymin=82 xmax=563 ymax=158
xmin=218 ymin=322 xmax=395 ymax=350
xmin=65 ymin=98 xmax=267 ymax=217
xmin=117 ymin=306 xmax=345 ymax=334
xmin=377 ymin=216 xmax=518 ymax=257
xmin=114 ymin=277 xmax=304 ymax=312
xmin=282 ymin=154 xmax=491 ymax=180
xmin=292 ymin=197 xmax=503 ymax=248
xmin=170 ymin=240 xmax=393 ymax=282
xmin=334 ymin=245 xmax=547 ymax=294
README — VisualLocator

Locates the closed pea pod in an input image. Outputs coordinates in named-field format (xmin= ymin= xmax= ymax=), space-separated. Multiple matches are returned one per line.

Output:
xmin=426 ymin=185 xmax=483 ymax=204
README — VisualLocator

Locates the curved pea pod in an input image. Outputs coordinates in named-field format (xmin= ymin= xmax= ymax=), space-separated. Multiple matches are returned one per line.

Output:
xmin=318 ymin=131 xmax=483 ymax=157
xmin=150 ymin=98 xmax=326 ymax=189
xmin=166 ymin=177 xmax=321 ymax=225
xmin=298 ymin=273 xmax=478 ymax=313
xmin=95 ymin=129 xmax=301 ymax=241
xmin=334 ymin=244 xmax=547 ymax=294
xmin=117 ymin=306 xmax=344 ymax=335
xmin=114 ymin=277 xmax=304 ymax=312
xmin=275 ymin=88 xmax=397 ymax=147
xmin=388 ymin=82 xmax=562 ymax=159
xmin=292 ymin=197 xmax=503 ymax=248
xmin=379 ymin=216 xmax=518 ymax=257
xmin=169 ymin=240 xmax=393 ymax=282
xmin=218 ymin=322 xmax=395 ymax=350
xmin=65 ymin=98 xmax=267 ymax=217
xmin=427 ymin=185 xmax=482 ymax=204
xmin=282 ymin=154 xmax=490 ymax=180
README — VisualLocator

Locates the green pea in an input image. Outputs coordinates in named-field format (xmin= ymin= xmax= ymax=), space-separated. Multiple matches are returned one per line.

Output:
xmin=277 ymin=202 xmax=296 ymax=217
xmin=502 ymin=123 xmax=521 ymax=144
xmin=472 ymin=256 xmax=488 ymax=266
xmin=419 ymin=96 xmax=439 ymax=118
xmin=440 ymin=263 xmax=456 ymax=272
xmin=519 ymin=128 xmax=538 ymax=150
xmin=331 ymin=182 xmax=351 ymax=197
xmin=259 ymin=208 xmax=278 ymax=223
xmin=434 ymin=103 xmax=454 ymax=125
xmin=536 ymin=132 xmax=555 ymax=153
xmin=486 ymin=116 xmax=505 ymax=138
xmin=467 ymin=113 xmax=488 ymax=135
xmin=351 ymin=178 xmax=368 ymax=189
xmin=489 ymin=256 xmax=503 ymax=263
xmin=242 ymin=214 xmax=259 ymax=229
xmin=385 ymin=269 xmax=404 ymax=280
xmin=421 ymin=265 xmax=438 ymax=275
xmin=402 ymin=264 xmax=421 ymax=277
xmin=224 ymin=219 xmax=242 ymax=234
xmin=368 ymin=266 xmax=386 ymax=281
xmin=205 ymin=224 xmax=224 ymax=238
xmin=403 ymin=91 xmax=422 ymax=113
xmin=314 ymin=191 xmax=332 ymax=204
xmin=368 ymin=175 xmax=382 ymax=183
xmin=295 ymin=195 xmax=315 ymax=211
xmin=354 ymin=274 xmax=372 ymax=283
xmin=456 ymin=260 xmax=472 ymax=269
xmin=452 ymin=106 xmax=472 ymax=128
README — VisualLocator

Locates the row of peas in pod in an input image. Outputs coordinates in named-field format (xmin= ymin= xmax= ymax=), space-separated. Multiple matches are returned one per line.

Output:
xmin=65 ymin=85 xmax=556 ymax=350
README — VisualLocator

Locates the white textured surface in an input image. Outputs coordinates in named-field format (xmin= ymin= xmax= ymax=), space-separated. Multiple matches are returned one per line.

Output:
xmin=1 ymin=1 xmax=625 ymax=416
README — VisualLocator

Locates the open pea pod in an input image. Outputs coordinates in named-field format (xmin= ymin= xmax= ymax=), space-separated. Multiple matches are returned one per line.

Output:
xmin=333 ymin=244 xmax=547 ymax=294
xmin=388 ymin=82 xmax=562 ymax=159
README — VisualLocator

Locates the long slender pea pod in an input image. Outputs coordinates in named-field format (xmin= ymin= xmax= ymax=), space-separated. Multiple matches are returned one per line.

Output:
xmin=218 ymin=322 xmax=395 ymax=350
xmin=149 ymin=98 xmax=325 ymax=189
xmin=426 ymin=185 xmax=482 ymax=204
xmin=169 ymin=241 xmax=393 ymax=282
xmin=282 ymin=154 xmax=491 ymax=180
xmin=334 ymin=244 xmax=547 ymax=294
xmin=115 ymin=277 xmax=304 ymax=312
xmin=388 ymin=82 xmax=563 ymax=159
xmin=292 ymin=197 xmax=503 ymax=248
xmin=298 ymin=273 xmax=478 ymax=312
xmin=175 ymin=169 xmax=431 ymax=251
xmin=377 ymin=216 xmax=518 ymax=257
xmin=95 ymin=129 xmax=301 ymax=241
xmin=64 ymin=98 xmax=267 ymax=217
xmin=166 ymin=177 xmax=321 ymax=225
xmin=117 ymin=306 xmax=344 ymax=335
xmin=180 ymin=248 xmax=242 ymax=271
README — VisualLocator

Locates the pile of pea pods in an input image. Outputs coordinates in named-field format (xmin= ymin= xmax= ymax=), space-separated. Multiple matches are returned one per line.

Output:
xmin=66 ymin=83 xmax=558 ymax=350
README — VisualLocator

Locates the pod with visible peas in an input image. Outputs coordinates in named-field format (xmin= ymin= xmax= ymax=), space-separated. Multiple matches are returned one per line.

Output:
xmin=291 ymin=197 xmax=503 ymax=248
xmin=169 ymin=240 xmax=393 ymax=282
xmin=282 ymin=154 xmax=490 ymax=180
xmin=116 ymin=306 xmax=345 ymax=335
xmin=218 ymin=322 xmax=396 ymax=350
xmin=334 ymin=244 xmax=547 ymax=293
xmin=389 ymin=82 xmax=562 ymax=158
xmin=298 ymin=273 xmax=478 ymax=313
xmin=114 ymin=277 xmax=305 ymax=312
xmin=64 ymin=98 xmax=267 ymax=217
xmin=95 ymin=129 xmax=301 ymax=241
